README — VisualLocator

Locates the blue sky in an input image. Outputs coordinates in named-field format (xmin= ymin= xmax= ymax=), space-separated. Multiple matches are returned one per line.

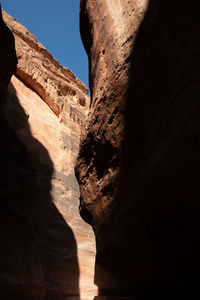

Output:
xmin=1 ymin=0 xmax=89 ymax=91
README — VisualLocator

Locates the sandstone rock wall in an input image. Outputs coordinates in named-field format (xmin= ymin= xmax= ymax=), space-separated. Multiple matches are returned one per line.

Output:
xmin=76 ymin=0 xmax=200 ymax=298
xmin=3 ymin=10 xmax=89 ymax=117
xmin=76 ymin=0 xmax=148 ymax=294
xmin=77 ymin=0 xmax=148 ymax=227
xmin=1 ymin=8 xmax=97 ymax=299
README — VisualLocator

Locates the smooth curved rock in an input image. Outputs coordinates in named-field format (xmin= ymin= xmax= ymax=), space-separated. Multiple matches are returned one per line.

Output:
xmin=77 ymin=0 xmax=148 ymax=227
xmin=76 ymin=0 xmax=200 ymax=298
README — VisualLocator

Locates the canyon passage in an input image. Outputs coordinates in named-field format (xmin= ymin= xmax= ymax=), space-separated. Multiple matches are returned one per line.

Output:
xmin=1 ymin=1 xmax=200 ymax=299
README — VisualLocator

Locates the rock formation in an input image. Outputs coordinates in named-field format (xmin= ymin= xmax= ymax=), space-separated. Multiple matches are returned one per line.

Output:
xmin=1 ymin=8 xmax=97 ymax=299
xmin=76 ymin=0 xmax=200 ymax=299
xmin=76 ymin=0 xmax=148 ymax=296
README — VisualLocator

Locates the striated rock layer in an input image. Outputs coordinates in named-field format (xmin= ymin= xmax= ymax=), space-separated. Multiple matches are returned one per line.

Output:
xmin=76 ymin=0 xmax=200 ymax=298
xmin=1 ymin=8 xmax=97 ymax=299
xmin=3 ymin=10 xmax=89 ymax=117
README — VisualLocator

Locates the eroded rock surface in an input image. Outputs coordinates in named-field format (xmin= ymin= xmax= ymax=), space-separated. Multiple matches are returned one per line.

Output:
xmin=77 ymin=0 xmax=148 ymax=230
xmin=3 ymin=10 xmax=89 ymax=117
xmin=76 ymin=0 xmax=200 ymax=298
xmin=1 ymin=8 xmax=97 ymax=299
xmin=76 ymin=0 xmax=148 ymax=295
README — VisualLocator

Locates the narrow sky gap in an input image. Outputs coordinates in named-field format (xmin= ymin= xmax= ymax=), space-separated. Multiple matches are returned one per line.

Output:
xmin=1 ymin=0 xmax=89 ymax=92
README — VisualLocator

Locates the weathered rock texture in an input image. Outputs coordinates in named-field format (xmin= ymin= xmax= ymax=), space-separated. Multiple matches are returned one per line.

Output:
xmin=77 ymin=0 xmax=148 ymax=229
xmin=1 ymin=8 xmax=97 ymax=299
xmin=3 ymin=10 xmax=89 ymax=117
xmin=76 ymin=0 xmax=200 ymax=298
xmin=76 ymin=0 xmax=148 ymax=295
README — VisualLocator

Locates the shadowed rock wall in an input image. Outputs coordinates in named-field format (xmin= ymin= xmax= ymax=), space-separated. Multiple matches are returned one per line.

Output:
xmin=1 ymin=8 xmax=97 ymax=299
xmin=76 ymin=0 xmax=200 ymax=298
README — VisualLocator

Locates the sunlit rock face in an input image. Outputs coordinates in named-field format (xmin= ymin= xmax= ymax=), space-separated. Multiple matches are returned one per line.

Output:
xmin=1 ymin=8 xmax=97 ymax=299
xmin=3 ymin=10 xmax=89 ymax=117
xmin=76 ymin=0 xmax=200 ymax=298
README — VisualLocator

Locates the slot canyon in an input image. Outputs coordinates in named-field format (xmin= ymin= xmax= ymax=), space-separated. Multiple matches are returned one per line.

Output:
xmin=1 ymin=1 xmax=200 ymax=299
